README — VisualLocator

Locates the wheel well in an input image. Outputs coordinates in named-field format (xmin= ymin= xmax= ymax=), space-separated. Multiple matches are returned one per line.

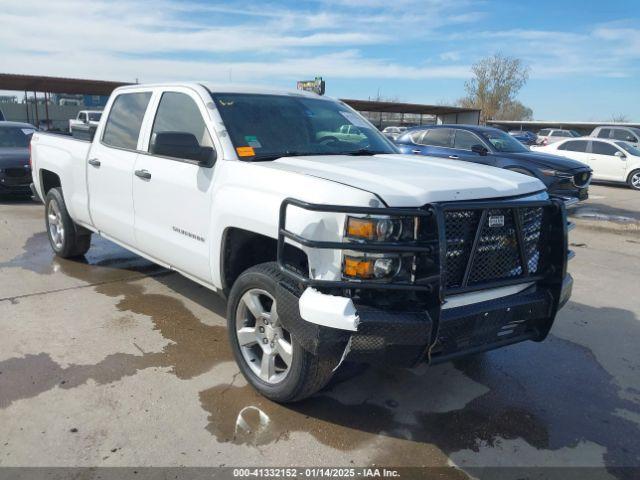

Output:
xmin=221 ymin=228 xmax=308 ymax=295
xmin=40 ymin=170 xmax=61 ymax=195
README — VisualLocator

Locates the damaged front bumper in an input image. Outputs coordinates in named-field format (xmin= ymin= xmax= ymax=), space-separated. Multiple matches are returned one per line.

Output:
xmin=276 ymin=274 xmax=572 ymax=367
xmin=276 ymin=196 xmax=571 ymax=367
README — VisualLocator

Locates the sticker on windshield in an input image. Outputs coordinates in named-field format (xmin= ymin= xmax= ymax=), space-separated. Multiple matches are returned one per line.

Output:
xmin=244 ymin=135 xmax=262 ymax=148
xmin=21 ymin=129 xmax=36 ymax=135
xmin=338 ymin=111 xmax=370 ymax=129
xmin=236 ymin=146 xmax=255 ymax=157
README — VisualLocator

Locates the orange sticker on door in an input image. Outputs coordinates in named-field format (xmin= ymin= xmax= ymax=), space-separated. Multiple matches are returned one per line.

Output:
xmin=236 ymin=146 xmax=255 ymax=157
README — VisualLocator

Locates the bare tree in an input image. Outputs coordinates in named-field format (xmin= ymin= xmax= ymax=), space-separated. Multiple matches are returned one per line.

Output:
xmin=498 ymin=100 xmax=533 ymax=121
xmin=610 ymin=113 xmax=630 ymax=123
xmin=459 ymin=53 xmax=532 ymax=122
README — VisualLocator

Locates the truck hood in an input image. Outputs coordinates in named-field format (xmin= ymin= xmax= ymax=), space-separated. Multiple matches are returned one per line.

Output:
xmin=497 ymin=151 xmax=589 ymax=172
xmin=0 ymin=147 xmax=29 ymax=168
xmin=262 ymin=154 xmax=545 ymax=206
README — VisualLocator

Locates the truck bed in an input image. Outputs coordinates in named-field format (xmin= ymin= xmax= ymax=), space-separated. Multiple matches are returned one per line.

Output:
xmin=31 ymin=131 xmax=93 ymax=227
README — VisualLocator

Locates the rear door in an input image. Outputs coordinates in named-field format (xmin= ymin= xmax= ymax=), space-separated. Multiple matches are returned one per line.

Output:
xmin=132 ymin=88 xmax=217 ymax=284
xmin=87 ymin=90 xmax=152 ymax=247
xmin=588 ymin=141 xmax=627 ymax=181
xmin=416 ymin=128 xmax=455 ymax=158
xmin=556 ymin=139 xmax=590 ymax=164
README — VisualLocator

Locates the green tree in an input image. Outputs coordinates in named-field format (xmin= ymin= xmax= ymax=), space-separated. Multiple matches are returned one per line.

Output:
xmin=459 ymin=53 xmax=532 ymax=122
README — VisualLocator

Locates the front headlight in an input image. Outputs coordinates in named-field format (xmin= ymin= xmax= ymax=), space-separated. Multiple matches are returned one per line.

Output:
xmin=345 ymin=215 xmax=413 ymax=241
xmin=540 ymin=168 xmax=572 ymax=179
xmin=342 ymin=214 xmax=416 ymax=281
xmin=343 ymin=254 xmax=401 ymax=280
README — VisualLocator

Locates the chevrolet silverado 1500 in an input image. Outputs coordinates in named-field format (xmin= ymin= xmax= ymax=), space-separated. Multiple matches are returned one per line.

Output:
xmin=30 ymin=83 xmax=573 ymax=402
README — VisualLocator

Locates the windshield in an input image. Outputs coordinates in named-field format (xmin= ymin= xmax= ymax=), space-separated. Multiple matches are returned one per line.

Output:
xmin=211 ymin=93 xmax=397 ymax=160
xmin=0 ymin=126 xmax=34 ymax=148
xmin=481 ymin=129 xmax=530 ymax=153
xmin=616 ymin=141 xmax=640 ymax=156
xmin=88 ymin=112 xmax=102 ymax=121
xmin=570 ymin=130 xmax=581 ymax=137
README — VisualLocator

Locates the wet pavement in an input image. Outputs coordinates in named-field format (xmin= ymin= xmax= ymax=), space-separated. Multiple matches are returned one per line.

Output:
xmin=1 ymin=187 xmax=640 ymax=478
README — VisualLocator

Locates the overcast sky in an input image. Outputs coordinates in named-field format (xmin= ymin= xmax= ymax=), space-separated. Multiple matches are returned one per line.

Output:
xmin=2 ymin=0 xmax=639 ymax=121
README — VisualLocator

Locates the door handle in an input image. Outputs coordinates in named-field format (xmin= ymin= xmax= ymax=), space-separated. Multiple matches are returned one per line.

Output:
xmin=134 ymin=169 xmax=152 ymax=180
xmin=411 ymin=149 xmax=421 ymax=154
xmin=448 ymin=155 xmax=459 ymax=159
xmin=88 ymin=158 xmax=101 ymax=167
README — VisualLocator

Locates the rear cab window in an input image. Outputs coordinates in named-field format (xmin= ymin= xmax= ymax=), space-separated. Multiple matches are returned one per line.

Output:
xmin=102 ymin=92 xmax=153 ymax=150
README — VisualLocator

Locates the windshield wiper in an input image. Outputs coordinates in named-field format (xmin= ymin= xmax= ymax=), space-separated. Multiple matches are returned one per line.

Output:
xmin=343 ymin=148 xmax=388 ymax=156
xmin=249 ymin=151 xmax=322 ymax=162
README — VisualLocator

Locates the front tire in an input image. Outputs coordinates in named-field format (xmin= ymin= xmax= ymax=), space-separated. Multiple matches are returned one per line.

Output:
xmin=628 ymin=169 xmax=640 ymax=191
xmin=45 ymin=187 xmax=91 ymax=258
xmin=227 ymin=262 xmax=340 ymax=403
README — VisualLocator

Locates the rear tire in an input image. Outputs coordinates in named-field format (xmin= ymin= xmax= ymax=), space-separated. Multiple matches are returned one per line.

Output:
xmin=627 ymin=169 xmax=640 ymax=191
xmin=45 ymin=187 xmax=91 ymax=258
xmin=227 ymin=262 xmax=340 ymax=403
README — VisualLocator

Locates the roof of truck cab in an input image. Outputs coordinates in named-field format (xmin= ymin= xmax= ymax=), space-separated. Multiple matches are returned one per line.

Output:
xmin=113 ymin=82 xmax=327 ymax=99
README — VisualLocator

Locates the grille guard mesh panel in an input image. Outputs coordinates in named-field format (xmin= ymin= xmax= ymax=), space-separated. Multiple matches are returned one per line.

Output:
xmin=442 ymin=205 xmax=547 ymax=292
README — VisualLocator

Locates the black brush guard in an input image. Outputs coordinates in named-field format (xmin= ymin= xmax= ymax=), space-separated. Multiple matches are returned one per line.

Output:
xmin=276 ymin=196 xmax=570 ymax=366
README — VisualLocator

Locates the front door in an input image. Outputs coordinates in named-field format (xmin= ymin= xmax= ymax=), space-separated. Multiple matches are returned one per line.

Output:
xmin=132 ymin=89 xmax=217 ymax=284
xmin=452 ymin=129 xmax=494 ymax=166
xmin=87 ymin=91 xmax=152 ymax=247
xmin=589 ymin=141 xmax=627 ymax=181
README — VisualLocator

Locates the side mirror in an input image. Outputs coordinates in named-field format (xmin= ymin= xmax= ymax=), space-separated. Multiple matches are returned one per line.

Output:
xmin=614 ymin=151 xmax=626 ymax=159
xmin=151 ymin=132 xmax=216 ymax=166
xmin=471 ymin=144 xmax=489 ymax=156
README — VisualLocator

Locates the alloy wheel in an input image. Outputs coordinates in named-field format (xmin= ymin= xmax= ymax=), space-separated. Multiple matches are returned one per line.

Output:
xmin=47 ymin=200 xmax=64 ymax=249
xmin=235 ymin=288 xmax=293 ymax=384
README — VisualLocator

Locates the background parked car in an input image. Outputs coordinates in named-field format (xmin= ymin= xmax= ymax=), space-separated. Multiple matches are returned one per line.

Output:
xmin=535 ymin=137 xmax=640 ymax=191
xmin=537 ymin=128 xmax=581 ymax=145
xmin=68 ymin=110 xmax=102 ymax=133
xmin=509 ymin=130 xmax=538 ymax=146
xmin=382 ymin=126 xmax=407 ymax=141
xmin=395 ymin=124 xmax=592 ymax=201
xmin=0 ymin=121 xmax=36 ymax=197
xmin=317 ymin=124 xmax=367 ymax=144
xmin=590 ymin=126 xmax=640 ymax=148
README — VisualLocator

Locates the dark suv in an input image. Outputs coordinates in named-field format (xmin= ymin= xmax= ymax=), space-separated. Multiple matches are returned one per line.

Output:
xmin=396 ymin=125 xmax=592 ymax=201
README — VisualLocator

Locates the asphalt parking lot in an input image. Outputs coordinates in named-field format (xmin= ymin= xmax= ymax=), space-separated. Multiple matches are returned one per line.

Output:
xmin=1 ymin=185 xmax=639 ymax=478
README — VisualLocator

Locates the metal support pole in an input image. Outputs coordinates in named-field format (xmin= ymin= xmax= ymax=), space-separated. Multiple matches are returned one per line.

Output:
xmin=44 ymin=92 xmax=50 ymax=129
xmin=33 ymin=91 xmax=39 ymax=126
xmin=24 ymin=91 xmax=29 ymax=123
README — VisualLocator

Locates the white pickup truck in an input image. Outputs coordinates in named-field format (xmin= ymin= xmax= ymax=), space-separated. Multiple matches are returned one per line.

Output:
xmin=68 ymin=110 xmax=102 ymax=133
xmin=30 ymin=83 xmax=573 ymax=402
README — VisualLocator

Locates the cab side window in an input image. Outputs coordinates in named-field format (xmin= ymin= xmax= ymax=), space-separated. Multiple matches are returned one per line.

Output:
xmin=597 ymin=128 xmax=612 ymax=139
xmin=612 ymin=129 xmax=636 ymax=142
xmin=150 ymin=92 xmax=214 ymax=157
xmin=102 ymin=92 xmax=152 ymax=150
